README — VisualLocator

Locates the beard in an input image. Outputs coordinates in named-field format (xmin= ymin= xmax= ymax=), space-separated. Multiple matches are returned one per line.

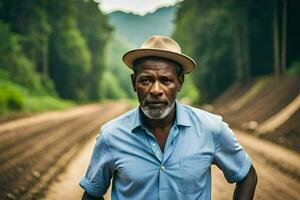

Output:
xmin=140 ymin=96 xmax=176 ymax=119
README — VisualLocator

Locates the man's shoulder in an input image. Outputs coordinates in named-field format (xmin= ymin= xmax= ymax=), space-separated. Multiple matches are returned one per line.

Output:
xmin=182 ymin=104 xmax=223 ymax=131
xmin=183 ymin=104 xmax=223 ymax=121
xmin=100 ymin=107 xmax=138 ymax=135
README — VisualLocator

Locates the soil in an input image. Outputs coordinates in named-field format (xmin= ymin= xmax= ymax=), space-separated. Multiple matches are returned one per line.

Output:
xmin=212 ymin=81 xmax=255 ymax=115
xmin=0 ymin=102 xmax=130 ymax=200
xmin=224 ymin=76 xmax=300 ymax=126
xmin=261 ymin=109 xmax=300 ymax=151
xmin=213 ymin=75 xmax=300 ymax=152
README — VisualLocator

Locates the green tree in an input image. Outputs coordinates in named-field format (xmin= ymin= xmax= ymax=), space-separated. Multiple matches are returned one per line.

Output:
xmin=47 ymin=1 xmax=92 ymax=101
xmin=174 ymin=0 xmax=235 ymax=102
xmin=0 ymin=21 xmax=43 ymax=93
xmin=99 ymin=71 xmax=126 ymax=99
xmin=0 ymin=0 xmax=54 ymax=94
xmin=76 ymin=0 xmax=112 ymax=100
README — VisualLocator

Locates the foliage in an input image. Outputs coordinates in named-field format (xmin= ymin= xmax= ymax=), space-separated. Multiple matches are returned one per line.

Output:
xmin=0 ymin=0 xmax=112 ymax=108
xmin=178 ymin=75 xmax=200 ymax=104
xmin=0 ymin=81 xmax=25 ymax=114
xmin=173 ymin=0 xmax=235 ymax=102
xmin=46 ymin=0 xmax=113 ymax=101
xmin=76 ymin=0 xmax=112 ymax=100
xmin=47 ymin=1 xmax=91 ymax=101
xmin=99 ymin=71 xmax=127 ymax=100
xmin=288 ymin=60 xmax=300 ymax=75
xmin=0 ymin=79 xmax=74 ymax=114
xmin=49 ymin=17 xmax=92 ymax=101
xmin=174 ymin=0 xmax=300 ymax=103
xmin=105 ymin=32 xmax=136 ymax=98
xmin=24 ymin=95 xmax=74 ymax=113
xmin=0 ymin=20 xmax=46 ymax=93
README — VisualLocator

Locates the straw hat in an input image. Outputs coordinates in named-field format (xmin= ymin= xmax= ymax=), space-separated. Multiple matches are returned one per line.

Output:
xmin=122 ymin=36 xmax=196 ymax=74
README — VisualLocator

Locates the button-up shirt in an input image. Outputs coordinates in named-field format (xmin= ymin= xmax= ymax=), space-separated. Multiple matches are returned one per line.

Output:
xmin=80 ymin=102 xmax=252 ymax=200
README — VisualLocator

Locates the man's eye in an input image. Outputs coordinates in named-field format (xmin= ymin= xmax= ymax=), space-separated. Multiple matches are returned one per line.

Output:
xmin=140 ymin=79 xmax=150 ymax=85
xmin=162 ymin=79 xmax=172 ymax=84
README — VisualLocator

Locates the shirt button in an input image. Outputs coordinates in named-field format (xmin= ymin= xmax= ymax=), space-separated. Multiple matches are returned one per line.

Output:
xmin=160 ymin=165 xmax=165 ymax=171
xmin=152 ymin=143 xmax=156 ymax=146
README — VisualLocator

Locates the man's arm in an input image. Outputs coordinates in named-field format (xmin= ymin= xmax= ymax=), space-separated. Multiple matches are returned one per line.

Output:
xmin=81 ymin=191 xmax=104 ymax=200
xmin=233 ymin=165 xmax=258 ymax=200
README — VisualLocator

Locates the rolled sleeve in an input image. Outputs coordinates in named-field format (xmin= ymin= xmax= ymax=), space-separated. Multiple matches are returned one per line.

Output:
xmin=79 ymin=131 xmax=113 ymax=196
xmin=214 ymin=120 xmax=252 ymax=183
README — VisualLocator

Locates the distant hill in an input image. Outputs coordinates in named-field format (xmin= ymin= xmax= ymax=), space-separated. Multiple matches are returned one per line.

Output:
xmin=108 ymin=6 xmax=176 ymax=47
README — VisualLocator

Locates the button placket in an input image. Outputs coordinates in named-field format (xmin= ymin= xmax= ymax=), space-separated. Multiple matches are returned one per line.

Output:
xmin=162 ymin=125 xmax=179 ymax=164
xmin=148 ymin=136 xmax=162 ymax=161
xmin=144 ymin=127 xmax=163 ymax=162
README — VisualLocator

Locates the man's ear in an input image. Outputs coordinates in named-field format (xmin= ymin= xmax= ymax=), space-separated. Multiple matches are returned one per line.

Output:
xmin=131 ymin=74 xmax=136 ymax=92
xmin=177 ymin=75 xmax=184 ymax=92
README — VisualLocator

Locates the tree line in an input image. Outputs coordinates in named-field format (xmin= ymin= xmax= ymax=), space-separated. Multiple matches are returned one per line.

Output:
xmin=0 ymin=0 xmax=111 ymax=104
xmin=173 ymin=0 xmax=300 ymax=102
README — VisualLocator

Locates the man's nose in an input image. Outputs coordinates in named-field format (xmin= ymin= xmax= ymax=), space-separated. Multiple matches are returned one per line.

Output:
xmin=149 ymin=81 xmax=163 ymax=96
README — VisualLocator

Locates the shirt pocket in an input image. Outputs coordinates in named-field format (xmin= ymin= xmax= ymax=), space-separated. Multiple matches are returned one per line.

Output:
xmin=177 ymin=155 xmax=212 ymax=194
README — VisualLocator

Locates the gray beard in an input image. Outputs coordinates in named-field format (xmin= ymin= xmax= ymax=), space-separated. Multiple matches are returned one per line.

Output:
xmin=140 ymin=101 xmax=175 ymax=119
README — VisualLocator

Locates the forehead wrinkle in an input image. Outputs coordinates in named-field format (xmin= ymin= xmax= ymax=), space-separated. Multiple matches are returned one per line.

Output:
xmin=138 ymin=70 xmax=176 ymax=77
xmin=138 ymin=72 xmax=153 ymax=77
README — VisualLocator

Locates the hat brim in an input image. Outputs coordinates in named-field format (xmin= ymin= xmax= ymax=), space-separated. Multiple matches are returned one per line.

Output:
xmin=122 ymin=48 xmax=196 ymax=74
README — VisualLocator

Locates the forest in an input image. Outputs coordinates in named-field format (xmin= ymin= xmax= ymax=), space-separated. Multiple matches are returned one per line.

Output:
xmin=0 ymin=0 xmax=299 ymax=114
xmin=174 ymin=0 xmax=300 ymax=102
xmin=0 ymin=0 xmax=111 ymax=114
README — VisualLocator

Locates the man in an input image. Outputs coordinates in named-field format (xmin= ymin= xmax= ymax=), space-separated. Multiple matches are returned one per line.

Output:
xmin=80 ymin=36 xmax=257 ymax=200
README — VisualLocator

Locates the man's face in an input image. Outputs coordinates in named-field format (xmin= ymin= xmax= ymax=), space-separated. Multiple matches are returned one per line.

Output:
xmin=132 ymin=59 xmax=183 ymax=119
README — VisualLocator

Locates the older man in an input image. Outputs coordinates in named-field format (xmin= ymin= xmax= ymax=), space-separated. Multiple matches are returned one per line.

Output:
xmin=80 ymin=36 xmax=257 ymax=200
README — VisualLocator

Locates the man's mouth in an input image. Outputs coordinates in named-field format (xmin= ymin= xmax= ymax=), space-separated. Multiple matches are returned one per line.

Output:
xmin=145 ymin=101 xmax=167 ymax=107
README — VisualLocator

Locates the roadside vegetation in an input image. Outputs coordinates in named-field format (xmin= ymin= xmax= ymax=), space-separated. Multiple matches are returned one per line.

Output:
xmin=173 ymin=0 xmax=300 ymax=103
xmin=0 ymin=0 xmax=111 ymax=115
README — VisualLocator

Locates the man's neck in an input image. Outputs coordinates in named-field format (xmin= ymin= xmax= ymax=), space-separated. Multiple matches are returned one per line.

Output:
xmin=141 ymin=107 xmax=176 ymax=152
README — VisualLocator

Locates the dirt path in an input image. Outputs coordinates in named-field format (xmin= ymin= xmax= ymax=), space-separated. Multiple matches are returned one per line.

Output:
xmin=257 ymin=93 xmax=300 ymax=134
xmin=42 ymin=136 xmax=96 ymax=200
xmin=42 ymin=135 xmax=112 ymax=200
xmin=212 ymin=129 xmax=300 ymax=200
xmin=0 ymin=102 xmax=130 ymax=200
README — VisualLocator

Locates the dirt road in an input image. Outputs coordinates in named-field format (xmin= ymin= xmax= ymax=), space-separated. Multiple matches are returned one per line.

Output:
xmin=1 ymin=102 xmax=299 ymax=199
xmin=212 ymin=130 xmax=300 ymax=200
xmin=0 ymin=102 xmax=130 ymax=200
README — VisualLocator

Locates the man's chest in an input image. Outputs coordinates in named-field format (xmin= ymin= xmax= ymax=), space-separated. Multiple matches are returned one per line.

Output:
xmin=110 ymin=129 xmax=215 ymax=194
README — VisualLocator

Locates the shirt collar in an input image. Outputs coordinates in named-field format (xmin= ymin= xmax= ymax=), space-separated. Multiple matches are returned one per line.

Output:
xmin=129 ymin=107 xmax=144 ymax=133
xmin=175 ymin=101 xmax=192 ymax=127
xmin=129 ymin=101 xmax=191 ymax=133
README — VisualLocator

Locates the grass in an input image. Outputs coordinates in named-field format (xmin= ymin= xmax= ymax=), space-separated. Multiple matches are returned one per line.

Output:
xmin=24 ymin=95 xmax=75 ymax=113
xmin=0 ymin=80 xmax=76 ymax=117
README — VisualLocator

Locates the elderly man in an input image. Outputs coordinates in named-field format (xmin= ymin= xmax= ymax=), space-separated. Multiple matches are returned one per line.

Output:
xmin=80 ymin=36 xmax=257 ymax=200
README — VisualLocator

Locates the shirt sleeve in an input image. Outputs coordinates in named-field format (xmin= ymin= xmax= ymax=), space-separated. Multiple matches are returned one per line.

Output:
xmin=213 ymin=120 xmax=252 ymax=183
xmin=79 ymin=131 xmax=113 ymax=197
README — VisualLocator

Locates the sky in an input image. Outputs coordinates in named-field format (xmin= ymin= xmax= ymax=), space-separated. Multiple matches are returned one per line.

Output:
xmin=94 ymin=0 xmax=181 ymax=15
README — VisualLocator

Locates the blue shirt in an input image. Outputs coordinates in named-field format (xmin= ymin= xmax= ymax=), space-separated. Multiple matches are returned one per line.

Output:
xmin=80 ymin=102 xmax=252 ymax=200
